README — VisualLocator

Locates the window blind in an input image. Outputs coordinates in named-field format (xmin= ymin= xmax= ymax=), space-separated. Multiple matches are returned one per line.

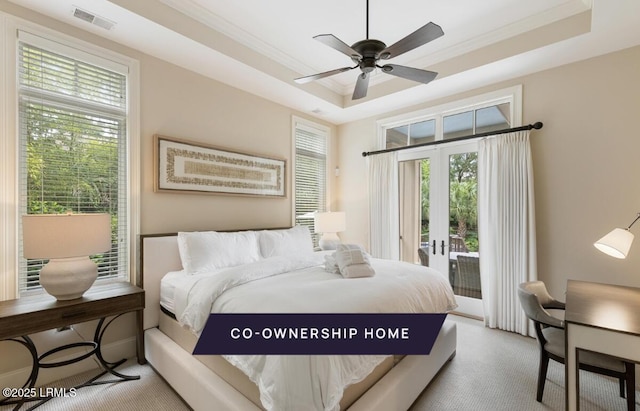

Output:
xmin=294 ymin=121 xmax=328 ymax=246
xmin=17 ymin=39 xmax=129 ymax=295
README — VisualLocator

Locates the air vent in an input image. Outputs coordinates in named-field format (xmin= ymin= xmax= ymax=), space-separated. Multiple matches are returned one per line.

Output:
xmin=72 ymin=7 xmax=115 ymax=31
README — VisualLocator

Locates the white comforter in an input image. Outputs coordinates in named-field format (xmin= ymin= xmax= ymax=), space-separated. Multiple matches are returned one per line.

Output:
xmin=173 ymin=253 xmax=457 ymax=411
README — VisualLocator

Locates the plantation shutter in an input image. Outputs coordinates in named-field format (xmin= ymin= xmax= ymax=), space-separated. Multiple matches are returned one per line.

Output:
xmin=294 ymin=121 xmax=328 ymax=246
xmin=17 ymin=31 xmax=129 ymax=295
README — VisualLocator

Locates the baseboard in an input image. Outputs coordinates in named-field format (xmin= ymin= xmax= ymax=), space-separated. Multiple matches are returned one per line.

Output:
xmin=0 ymin=337 xmax=136 ymax=389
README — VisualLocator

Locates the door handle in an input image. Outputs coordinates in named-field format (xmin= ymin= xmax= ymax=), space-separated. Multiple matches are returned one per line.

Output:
xmin=432 ymin=240 xmax=436 ymax=255
xmin=441 ymin=240 xmax=446 ymax=256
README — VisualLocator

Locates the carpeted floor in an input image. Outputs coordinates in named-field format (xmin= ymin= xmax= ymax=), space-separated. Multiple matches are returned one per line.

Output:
xmin=2 ymin=315 xmax=637 ymax=410
xmin=410 ymin=316 xmax=638 ymax=411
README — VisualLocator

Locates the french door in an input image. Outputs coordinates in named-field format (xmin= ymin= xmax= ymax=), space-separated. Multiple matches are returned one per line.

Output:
xmin=398 ymin=141 xmax=483 ymax=318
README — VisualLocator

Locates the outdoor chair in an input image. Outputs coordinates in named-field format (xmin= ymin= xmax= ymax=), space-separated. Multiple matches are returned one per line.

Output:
xmin=449 ymin=235 xmax=468 ymax=252
xmin=417 ymin=247 xmax=429 ymax=266
xmin=517 ymin=281 xmax=635 ymax=409
xmin=454 ymin=255 xmax=481 ymax=298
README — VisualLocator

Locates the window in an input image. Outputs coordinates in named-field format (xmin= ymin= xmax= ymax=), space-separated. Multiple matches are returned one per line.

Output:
xmin=15 ymin=30 xmax=136 ymax=295
xmin=385 ymin=119 xmax=436 ymax=149
xmin=443 ymin=103 xmax=511 ymax=140
xmin=381 ymin=87 xmax=520 ymax=150
xmin=293 ymin=118 xmax=329 ymax=246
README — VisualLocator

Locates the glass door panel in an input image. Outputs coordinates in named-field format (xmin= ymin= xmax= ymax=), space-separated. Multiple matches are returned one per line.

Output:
xmin=447 ymin=151 xmax=480 ymax=296
xmin=419 ymin=158 xmax=431 ymax=266
xmin=443 ymin=146 xmax=482 ymax=317
xmin=398 ymin=142 xmax=483 ymax=318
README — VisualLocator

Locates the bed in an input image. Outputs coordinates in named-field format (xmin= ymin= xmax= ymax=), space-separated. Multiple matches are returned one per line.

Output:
xmin=139 ymin=227 xmax=458 ymax=411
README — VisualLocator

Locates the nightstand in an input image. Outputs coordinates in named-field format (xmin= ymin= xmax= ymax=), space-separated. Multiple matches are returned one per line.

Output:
xmin=0 ymin=282 xmax=145 ymax=409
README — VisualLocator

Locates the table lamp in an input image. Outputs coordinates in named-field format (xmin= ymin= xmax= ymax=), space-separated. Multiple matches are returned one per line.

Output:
xmin=594 ymin=212 xmax=640 ymax=259
xmin=22 ymin=213 xmax=112 ymax=300
xmin=314 ymin=211 xmax=346 ymax=250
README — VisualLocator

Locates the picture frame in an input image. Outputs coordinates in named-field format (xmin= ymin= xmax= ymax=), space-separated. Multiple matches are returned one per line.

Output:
xmin=154 ymin=135 xmax=286 ymax=197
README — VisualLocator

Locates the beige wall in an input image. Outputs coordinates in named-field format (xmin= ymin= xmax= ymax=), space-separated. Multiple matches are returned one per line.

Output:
xmin=140 ymin=58 xmax=296 ymax=234
xmin=337 ymin=45 xmax=640 ymax=298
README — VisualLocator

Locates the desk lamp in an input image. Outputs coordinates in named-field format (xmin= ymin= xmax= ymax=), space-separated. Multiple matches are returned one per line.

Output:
xmin=594 ymin=212 xmax=640 ymax=259
xmin=314 ymin=211 xmax=346 ymax=250
xmin=22 ymin=213 xmax=111 ymax=300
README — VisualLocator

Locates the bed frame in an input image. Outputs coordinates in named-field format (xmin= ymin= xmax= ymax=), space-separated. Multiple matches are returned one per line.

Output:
xmin=139 ymin=232 xmax=457 ymax=411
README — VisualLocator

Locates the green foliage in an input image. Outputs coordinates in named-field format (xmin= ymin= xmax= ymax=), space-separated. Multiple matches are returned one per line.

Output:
xmin=25 ymin=103 xmax=118 ymax=216
xmin=419 ymin=153 xmax=479 ymax=251
xmin=420 ymin=160 xmax=430 ymax=221
xmin=449 ymin=153 xmax=478 ymax=240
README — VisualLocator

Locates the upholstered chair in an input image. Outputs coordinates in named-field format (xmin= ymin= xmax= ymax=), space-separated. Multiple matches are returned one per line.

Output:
xmin=517 ymin=281 xmax=635 ymax=410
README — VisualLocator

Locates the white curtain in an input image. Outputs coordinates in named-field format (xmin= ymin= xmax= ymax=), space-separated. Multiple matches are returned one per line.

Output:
xmin=478 ymin=130 xmax=537 ymax=336
xmin=367 ymin=152 xmax=400 ymax=260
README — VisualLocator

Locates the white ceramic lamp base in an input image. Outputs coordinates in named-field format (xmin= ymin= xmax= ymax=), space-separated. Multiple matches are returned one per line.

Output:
xmin=40 ymin=256 xmax=98 ymax=300
xmin=319 ymin=232 xmax=341 ymax=250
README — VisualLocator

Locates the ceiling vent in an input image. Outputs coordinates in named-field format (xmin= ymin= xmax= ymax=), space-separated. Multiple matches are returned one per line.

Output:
xmin=72 ymin=7 xmax=115 ymax=31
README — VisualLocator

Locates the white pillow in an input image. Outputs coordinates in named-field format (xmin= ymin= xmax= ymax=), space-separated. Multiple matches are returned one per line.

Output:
xmin=259 ymin=226 xmax=314 ymax=258
xmin=177 ymin=231 xmax=261 ymax=274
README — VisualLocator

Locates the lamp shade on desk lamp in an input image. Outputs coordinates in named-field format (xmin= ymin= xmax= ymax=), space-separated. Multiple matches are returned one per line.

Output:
xmin=22 ymin=213 xmax=111 ymax=300
xmin=594 ymin=213 xmax=640 ymax=259
xmin=594 ymin=228 xmax=634 ymax=259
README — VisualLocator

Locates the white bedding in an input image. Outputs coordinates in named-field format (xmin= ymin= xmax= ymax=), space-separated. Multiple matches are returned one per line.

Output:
xmin=163 ymin=252 xmax=456 ymax=411
xmin=160 ymin=270 xmax=184 ymax=314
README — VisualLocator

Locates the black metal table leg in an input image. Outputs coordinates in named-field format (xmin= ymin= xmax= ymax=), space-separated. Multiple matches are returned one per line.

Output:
xmin=1 ymin=314 xmax=139 ymax=410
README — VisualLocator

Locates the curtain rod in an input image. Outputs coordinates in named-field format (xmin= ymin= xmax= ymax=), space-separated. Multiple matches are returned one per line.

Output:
xmin=361 ymin=121 xmax=543 ymax=157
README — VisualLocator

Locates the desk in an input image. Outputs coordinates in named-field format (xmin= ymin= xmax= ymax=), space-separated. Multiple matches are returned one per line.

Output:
xmin=0 ymin=282 xmax=145 ymax=409
xmin=565 ymin=280 xmax=640 ymax=411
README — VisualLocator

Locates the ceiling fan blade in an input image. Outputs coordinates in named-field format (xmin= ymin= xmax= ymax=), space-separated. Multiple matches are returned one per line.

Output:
xmin=352 ymin=72 xmax=370 ymax=100
xmin=294 ymin=66 xmax=356 ymax=84
xmin=380 ymin=64 xmax=438 ymax=84
xmin=378 ymin=22 xmax=444 ymax=60
xmin=314 ymin=34 xmax=363 ymax=60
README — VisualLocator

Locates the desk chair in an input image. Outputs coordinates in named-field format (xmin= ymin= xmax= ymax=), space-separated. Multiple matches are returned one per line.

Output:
xmin=517 ymin=281 xmax=635 ymax=410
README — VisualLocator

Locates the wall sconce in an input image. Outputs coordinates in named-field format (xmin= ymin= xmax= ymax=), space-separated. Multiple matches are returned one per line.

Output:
xmin=22 ymin=213 xmax=112 ymax=300
xmin=314 ymin=211 xmax=346 ymax=250
xmin=594 ymin=212 xmax=640 ymax=259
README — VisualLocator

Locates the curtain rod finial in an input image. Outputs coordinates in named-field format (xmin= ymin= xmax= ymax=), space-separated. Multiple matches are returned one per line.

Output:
xmin=532 ymin=122 xmax=543 ymax=130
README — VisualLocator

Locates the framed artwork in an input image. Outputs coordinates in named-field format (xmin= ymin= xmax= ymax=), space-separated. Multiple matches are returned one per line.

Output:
xmin=154 ymin=135 xmax=286 ymax=197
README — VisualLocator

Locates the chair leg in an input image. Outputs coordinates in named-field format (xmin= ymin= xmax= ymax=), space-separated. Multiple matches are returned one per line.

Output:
xmin=537 ymin=352 xmax=550 ymax=402
xmin=624 ymin=362 xmax=635 ymax=411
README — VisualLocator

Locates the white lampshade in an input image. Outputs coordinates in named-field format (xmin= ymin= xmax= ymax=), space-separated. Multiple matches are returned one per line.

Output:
xmin=314 ymin=211 xmax=346 ymax=251
xmin=22 ymin=213 xmax=112 ymax=300
xmin=594 ymin=228 xmax=634 ymax=259
xmin=23 ymin=213 xmax=111 ymax=258
xmin=314 ymin=211 xmax=346 ymax=234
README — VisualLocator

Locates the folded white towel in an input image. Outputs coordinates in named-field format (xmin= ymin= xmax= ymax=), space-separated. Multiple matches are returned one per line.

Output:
xmin=334 ymin=244 xmax=375 ymax=278
xmin=340 ymin=262 xmax=375 ymax=278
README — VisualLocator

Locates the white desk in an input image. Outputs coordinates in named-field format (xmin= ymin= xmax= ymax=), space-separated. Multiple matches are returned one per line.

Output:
xmin=565 ymin=280 xmax=640 ymax=411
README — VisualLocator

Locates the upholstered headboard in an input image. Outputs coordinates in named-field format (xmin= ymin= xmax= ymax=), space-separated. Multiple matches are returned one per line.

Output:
xmin=139 ymin=233 xmax=182 ymax=330
xmin=138 ymin=227 xmax=291 ymax=330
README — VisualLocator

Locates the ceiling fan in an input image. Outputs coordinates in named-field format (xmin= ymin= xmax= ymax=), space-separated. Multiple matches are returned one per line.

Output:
xmin=294 ymin=0 xmax=444 ymax=100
